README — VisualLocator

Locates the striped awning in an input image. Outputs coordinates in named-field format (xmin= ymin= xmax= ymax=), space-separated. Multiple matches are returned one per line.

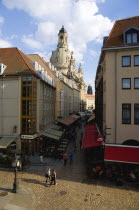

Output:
xmin=0 ymin=137 xmax=17 ymax=149
xmin=51 ymin=125 xmax=61 ymax=131
xmin=47 ymin=129 xmax=63 ymax=137
xmin=43 ymin=133 xmax=60 ymax=140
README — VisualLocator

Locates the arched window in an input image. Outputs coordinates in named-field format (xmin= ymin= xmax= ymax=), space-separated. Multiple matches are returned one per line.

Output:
xmin=60 ymin=35 xmax=64 ymax=43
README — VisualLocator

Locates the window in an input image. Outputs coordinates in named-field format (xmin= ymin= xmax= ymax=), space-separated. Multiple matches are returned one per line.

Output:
xmin=134 ymin=104 xmax=139 ymax=124
xmin=134 ymin=55 xmax=139 ymax=66
xmin=122 ymin=78 xmax=131 ymax=89
xmin=127 ymin=33 xmax=138 ymax=43
xmin=122 ymin=56 xmax=131 ymax=67
xmin=126 ymin=30 xmax=138 ymax=44
xmin=134 ymin=78 xmax=139 ymax=89
xmin=44 ymin=103 xmax=46 ymax=110
xmin=44 ymin=87 xmax=46 ymax=96
xmin=122 ymin=104 xmax=131 ymax=124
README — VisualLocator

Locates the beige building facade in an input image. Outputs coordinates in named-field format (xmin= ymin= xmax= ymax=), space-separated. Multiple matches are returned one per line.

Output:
xmin=0 ymin=76 xmax=21 ymax=151
xmin=95 ymin=16 xmax=139 ymax=145
xmin=86 ymin=94 xmax=95 ymax=110
xmin=0 ymin=48 xmax=56 ymax=154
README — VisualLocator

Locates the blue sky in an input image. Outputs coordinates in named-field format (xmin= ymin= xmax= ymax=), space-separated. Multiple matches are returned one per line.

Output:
xmin=0 ymin=0 xmax=139 ymax=93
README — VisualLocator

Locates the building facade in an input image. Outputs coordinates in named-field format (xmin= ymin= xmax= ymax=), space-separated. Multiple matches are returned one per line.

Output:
xmin=86 ymin=94 xmax=95 ymax=110
xmin=0 ymin=48 xmax=56 ymax=154
xmin=95 ymin=16 xmax=139 ymax=145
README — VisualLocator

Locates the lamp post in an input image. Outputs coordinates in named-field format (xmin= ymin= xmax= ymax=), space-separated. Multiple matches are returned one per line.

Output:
xmin=12 ymin=153 xmax=20 ymax=193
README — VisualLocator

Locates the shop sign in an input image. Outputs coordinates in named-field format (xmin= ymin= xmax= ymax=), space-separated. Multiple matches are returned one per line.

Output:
xmin=97 ymin=136 xmax=104 ymax=142
xmin=21 ymin=134 xmax=37 ymax=139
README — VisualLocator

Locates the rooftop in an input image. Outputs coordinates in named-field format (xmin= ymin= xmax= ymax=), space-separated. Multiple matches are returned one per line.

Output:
xmin=104 ymin=16 xmax=139 ymax=48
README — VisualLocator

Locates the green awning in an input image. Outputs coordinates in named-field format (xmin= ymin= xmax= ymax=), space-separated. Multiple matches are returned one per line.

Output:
xmin=51 ymin=125 xmax=61 ymax=131
xmin=47 ymin=129 xmax=63 ymax=137
xmin=0 ymin=137 xmax=16 ymax=149
xmin=43 ymin=133 xmax=60 ymax=140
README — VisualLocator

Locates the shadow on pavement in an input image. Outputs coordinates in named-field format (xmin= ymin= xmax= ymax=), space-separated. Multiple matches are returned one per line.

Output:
xmin=21 ymin=178 xmax=45 ymax=187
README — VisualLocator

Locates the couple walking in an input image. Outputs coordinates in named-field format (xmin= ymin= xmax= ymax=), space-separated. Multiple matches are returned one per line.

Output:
xmin=45 ymin=168 xmax=56 ymax=185
xmin=63 ymin=153 xmax=73 ymax=166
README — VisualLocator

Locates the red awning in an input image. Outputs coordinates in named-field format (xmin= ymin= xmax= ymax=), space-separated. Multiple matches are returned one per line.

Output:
xmin=104 ymin=144 xmax=139 ymax=164
xmin=57 ymin=116 xmax=76 ymax=126
xmin=82 ymin=124 xmax=103 ymax=149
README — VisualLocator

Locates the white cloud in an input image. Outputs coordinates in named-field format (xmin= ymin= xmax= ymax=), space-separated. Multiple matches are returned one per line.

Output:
xmin=35 ymin=22 xmax=57 ymax=46
xmin=34 ymin=51 xmax=52 ymax=62
xmin=88 ymin=49 xmax=98 ymax=57
xmin=2 ymin=0 xmax=113 ymax=63
xmin=2 ymin=0 xmax=72 ymax=21
xmin=22 ymin=35 xmax=43 ymax=50
xmin=0 ymin=39 xmax=12 ymax=47
xmin=0 ymin=16 xmax=4 ymax=25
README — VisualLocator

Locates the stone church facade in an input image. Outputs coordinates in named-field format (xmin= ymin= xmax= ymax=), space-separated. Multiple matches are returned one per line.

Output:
xmin=50 ymin=26 xmax=86 ymax=111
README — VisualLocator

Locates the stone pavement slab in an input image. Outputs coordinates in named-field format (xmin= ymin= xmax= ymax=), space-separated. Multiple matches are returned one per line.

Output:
xmin=0 ymin=124 xmax=139 ymax=209
xmin=0 ymin=184 xmax=36 ymax=210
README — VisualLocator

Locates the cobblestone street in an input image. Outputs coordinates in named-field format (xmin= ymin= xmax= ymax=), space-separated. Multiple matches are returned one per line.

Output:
xmin=0 ymin=126 xmax=139 ymax=209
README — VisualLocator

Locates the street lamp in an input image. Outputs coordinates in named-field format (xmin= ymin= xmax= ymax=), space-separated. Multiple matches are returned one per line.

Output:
xmin=12 ymin=153 xmax=20 ymax=193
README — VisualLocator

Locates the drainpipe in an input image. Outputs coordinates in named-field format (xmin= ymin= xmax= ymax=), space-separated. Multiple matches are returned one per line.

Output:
xmin=1 ymin=77 xmax=4 ymax=136
xmin=114 ymin=52 xmax=117 ymax=144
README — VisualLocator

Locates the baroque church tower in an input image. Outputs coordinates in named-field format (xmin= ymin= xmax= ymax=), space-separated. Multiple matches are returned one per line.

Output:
xmin=50 ymin=26 xmax=86 ymax=103
xmin=50 ymin=26 xmax=74 ymax=75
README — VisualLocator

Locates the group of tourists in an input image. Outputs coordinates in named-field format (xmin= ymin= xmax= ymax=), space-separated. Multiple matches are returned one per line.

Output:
xmin=45 ymin=168 xmax=57 ymax=185
xmin=88 ymin=163 xmax=139 ymax=186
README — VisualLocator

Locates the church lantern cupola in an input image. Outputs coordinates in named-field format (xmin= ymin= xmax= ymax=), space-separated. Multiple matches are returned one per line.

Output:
xmin=57 ymin=25 xmax=68 ymax=48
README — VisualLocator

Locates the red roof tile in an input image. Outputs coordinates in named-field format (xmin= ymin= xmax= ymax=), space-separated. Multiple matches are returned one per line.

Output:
xmin=57 ymin=116 xmax=76 ymax=126
xmin=0 ymin=47 xmax=40 ymax=77
xmin=104 ymin=16 xmax=139 ymax=48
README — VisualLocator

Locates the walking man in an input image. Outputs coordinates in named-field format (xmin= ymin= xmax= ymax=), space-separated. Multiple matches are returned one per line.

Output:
xmin=69 ymin=152 xmax=73 ymax=165
xmin=80 ymin=128 xmax=84 ymax=141
xmin=63 ymin=153 xmax=68 ymax=166
xmin=46 ymin=168 xmax=51 ymax=184
xmin=80 ymin=139 xmax=82 ymax=150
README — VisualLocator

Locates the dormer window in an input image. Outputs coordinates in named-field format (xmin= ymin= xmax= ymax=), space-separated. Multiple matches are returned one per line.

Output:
xmin=126 ymin=32 xmax=137 ymax=43
xmin=124 ymin=27 xmax=139 ymax=44
xmin=0 ymin=63 xmax=7 ymax=75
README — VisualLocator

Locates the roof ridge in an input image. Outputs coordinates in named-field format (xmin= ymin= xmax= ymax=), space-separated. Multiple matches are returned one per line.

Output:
xmin=17 ymin=48 xmax=35 ymax=71
xmin=117 ymin=16 xmax=139 ymax=22
xmin=36 ymin=54 xmax=56 ymax=76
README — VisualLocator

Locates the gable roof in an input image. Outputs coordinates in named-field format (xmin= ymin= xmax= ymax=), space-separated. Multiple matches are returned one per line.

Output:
xmin=0 ymin=47 xmax=40 ymax=78
xmin=104 ymin=16 xmax=139 ymax=48
xmin=27 ymin=54 xmax=55 ymax=78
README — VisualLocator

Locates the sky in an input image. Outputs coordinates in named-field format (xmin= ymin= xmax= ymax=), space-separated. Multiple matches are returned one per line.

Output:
xmin=0 ymin=0 xmax=139 ymax=93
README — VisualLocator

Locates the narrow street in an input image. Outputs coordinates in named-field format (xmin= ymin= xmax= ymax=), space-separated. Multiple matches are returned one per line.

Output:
xmin=0 ymin=124 xmax=139 ymax=209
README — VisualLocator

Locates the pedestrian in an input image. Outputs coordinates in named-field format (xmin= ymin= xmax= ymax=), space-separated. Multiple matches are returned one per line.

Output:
xmin=39 ymin=150 xmax=43 ymax=163
xmin=69 ymin=152 xmax=73 ymax=165
xmin=19 ymin=159 xmax=22 ymax=172
xmin=63 ymin=153 xmax=68 ymax=166
xmin=51 ymin=169 xmax=57 ymax=185
xmin=80 ymin=128 xmax=84 ymax=141
xmin=45 ymin=168 xmax=51 ymax=184
xmin=80 ymin=139 xmax=82 ymax=150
